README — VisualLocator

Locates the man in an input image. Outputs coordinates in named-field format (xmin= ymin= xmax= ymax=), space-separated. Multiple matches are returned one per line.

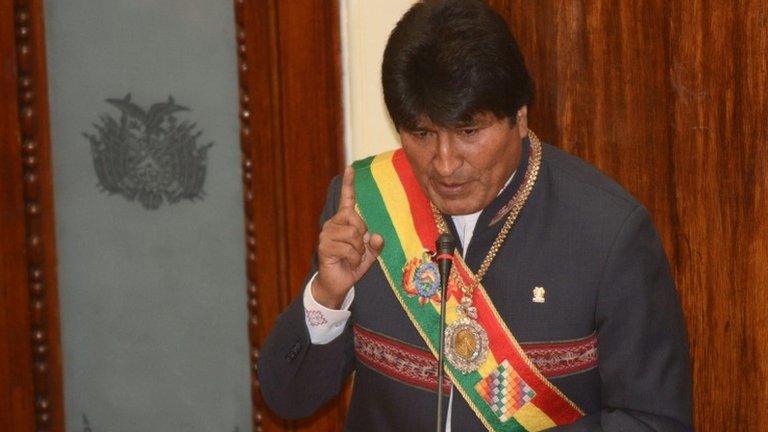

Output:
xmin=258 ymin=1 xmax=692 ymax=430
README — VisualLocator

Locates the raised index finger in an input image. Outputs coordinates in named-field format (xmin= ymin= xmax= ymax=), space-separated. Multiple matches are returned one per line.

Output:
xmin=339 ymin=166 xmax=356 ymax=209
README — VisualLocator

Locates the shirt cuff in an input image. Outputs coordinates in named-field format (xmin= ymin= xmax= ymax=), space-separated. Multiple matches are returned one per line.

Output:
xmin=303 ymin=272 xmax=354 ymax=345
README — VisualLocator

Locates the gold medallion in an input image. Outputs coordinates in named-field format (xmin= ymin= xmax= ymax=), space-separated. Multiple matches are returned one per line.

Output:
xmin=444 ymin=316 xmax=489 ymax=373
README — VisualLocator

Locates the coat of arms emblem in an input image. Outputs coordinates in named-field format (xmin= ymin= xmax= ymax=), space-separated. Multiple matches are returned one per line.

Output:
xmin=83 ymin=93 xmax=213 ymax=210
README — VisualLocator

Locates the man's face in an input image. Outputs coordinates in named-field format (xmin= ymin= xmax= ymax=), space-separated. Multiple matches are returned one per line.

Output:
xmin=399 ymin=110 xmax=526 ymax=215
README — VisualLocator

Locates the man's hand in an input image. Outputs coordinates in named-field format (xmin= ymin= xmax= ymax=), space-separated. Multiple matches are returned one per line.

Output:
xmin=312 ymin=166 xmax=385 ymax=309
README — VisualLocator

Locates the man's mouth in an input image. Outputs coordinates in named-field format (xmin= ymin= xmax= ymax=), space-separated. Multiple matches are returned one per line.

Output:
xmin=433 ymin=180 xmax=469 ymax=197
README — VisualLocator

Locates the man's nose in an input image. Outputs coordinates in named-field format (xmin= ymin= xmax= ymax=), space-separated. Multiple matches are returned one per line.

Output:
xmin=433 ymin=134 xmax=462 ymax=177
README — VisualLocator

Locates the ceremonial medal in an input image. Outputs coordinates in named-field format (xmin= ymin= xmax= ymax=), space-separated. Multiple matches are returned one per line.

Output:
xmin=445 ymin=296 xmax=489 ymax=373
xmin=402 ymin=252 xmax=442 ymax=305
xmin=413 ymin=261 xmax=440 ymax=298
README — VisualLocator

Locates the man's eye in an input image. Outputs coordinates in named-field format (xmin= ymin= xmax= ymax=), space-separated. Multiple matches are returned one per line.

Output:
xmin=412 ymin=130 xmax=429 ymax=139
xmin=459 ymin=128 xmax=478 ymax=137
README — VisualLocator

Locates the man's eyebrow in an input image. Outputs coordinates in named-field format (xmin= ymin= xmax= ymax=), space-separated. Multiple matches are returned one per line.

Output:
xmin=452 ymin=119 xmax=482 ymax=128
xmin=408 ymin=122 xmax=434 ymax=131
xmin=407 ymin=125 xmax=427 ymax=131
xmin=456 ymin=114 xmax=498 ymax=128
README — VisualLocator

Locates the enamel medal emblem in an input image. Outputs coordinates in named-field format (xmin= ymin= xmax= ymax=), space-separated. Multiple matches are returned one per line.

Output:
xmin=402 ymin=252 xmax=442 ymax=305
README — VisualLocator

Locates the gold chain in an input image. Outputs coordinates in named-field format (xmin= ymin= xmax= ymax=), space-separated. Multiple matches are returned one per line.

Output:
xmin=431 ymin=130 xmax=543 ymax=296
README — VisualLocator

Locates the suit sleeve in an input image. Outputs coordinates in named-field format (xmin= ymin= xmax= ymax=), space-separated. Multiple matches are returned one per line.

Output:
xmin=549 ymin=205 xmax=692 ymax=432
xmin=257 ymin=176 xmax=356 ymax=420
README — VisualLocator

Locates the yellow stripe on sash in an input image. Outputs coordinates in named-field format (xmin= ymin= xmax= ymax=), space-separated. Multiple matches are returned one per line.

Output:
xmin=370 ymin=152 xmax=424 ymax=259
xmin=477 ymin=350 xmax=499 ymax=377
xmin=444 ymin=296 xmax=460 ymax=323
xmin=514 ymin=403 xmax=558 ymax=431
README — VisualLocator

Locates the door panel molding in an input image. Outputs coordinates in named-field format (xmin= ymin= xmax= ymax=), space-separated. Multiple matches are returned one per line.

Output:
xmin=0 ymin=1 xmax=64 ymax=431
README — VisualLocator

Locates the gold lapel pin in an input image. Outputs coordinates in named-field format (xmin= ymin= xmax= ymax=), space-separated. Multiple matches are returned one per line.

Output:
xmin=532 ymin=286 xmax=546 ymax=303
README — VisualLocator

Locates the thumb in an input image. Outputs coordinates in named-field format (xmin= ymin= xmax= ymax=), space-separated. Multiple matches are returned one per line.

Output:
xmin=368 ymin=233 xmax=384 ymax=256
xmin=355 ymin=233 xmax=384 ymax=277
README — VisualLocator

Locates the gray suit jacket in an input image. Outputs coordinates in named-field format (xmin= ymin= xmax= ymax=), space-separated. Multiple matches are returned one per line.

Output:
xmin=258 ymin=141 xmax=693 ymax=431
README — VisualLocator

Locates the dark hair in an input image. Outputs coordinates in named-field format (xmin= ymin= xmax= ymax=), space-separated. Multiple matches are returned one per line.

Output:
xmin=382 ymin=0 xmax=533 ymax=131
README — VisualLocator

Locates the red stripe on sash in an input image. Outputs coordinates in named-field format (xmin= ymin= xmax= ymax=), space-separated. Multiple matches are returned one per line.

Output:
xmin=391 ymin=150 xmax=439 ymax=250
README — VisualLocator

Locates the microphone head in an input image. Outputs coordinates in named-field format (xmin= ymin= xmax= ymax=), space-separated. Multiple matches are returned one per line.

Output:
xmin=436 ymin=233 xmax=456 ymax=254
xmin=435 ymin=233 xmax=455 ymax=289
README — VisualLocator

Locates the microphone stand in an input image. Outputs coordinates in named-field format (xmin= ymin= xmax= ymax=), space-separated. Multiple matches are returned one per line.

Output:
xmin=435 ymin=233 xmax=456 ymax=432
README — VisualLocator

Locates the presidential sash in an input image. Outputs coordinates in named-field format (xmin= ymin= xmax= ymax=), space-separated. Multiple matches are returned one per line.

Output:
xmin=352 ymin=135 xmax=583 ymax=431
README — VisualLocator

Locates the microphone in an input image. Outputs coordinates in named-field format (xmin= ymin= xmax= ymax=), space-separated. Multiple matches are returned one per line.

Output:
xmin=435 ymin=232 xmax=455 ymax=432
xmin=435 ymin=233 xmax=456 ymax=288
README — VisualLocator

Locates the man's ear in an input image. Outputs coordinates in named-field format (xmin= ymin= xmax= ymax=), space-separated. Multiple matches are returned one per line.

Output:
xmin=516 ymin=106 xmax=528 ymax=138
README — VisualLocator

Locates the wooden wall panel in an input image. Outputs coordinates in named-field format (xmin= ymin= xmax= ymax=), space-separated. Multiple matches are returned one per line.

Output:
xmin=495 ymin=1 xmax=768 ymax=430
xmin=667 ymin=1 xmax=768 ymax=428
xmin=275 ymin=0 xmax=344 ymax=300
xmin=504 ymin=0 xmax=677 ymax=251
xmin=235 ymin=1 xmax=345 ymax=431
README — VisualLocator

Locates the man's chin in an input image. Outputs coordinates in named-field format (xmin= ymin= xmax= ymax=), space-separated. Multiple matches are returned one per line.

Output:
xmin=432 ymin=197 xmax=483 ymax=216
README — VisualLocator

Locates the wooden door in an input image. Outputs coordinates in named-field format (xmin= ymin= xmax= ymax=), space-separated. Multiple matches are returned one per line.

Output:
xmin=0 ymin=1 xmax=344 ymax=431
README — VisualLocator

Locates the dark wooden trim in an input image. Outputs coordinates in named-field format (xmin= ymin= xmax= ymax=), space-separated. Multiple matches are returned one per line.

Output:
xmin=234 ymin=0 xmax=283 ymax=430
xmin=13 ymin=0 xmax=65 ymax=430
xmin=0 ymin=0 xmax=64 ymax=431
xmin=0 ymin=3 xmax=36 ymax=430
xmin=234 ymin=0 xmax=345 ymax=431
